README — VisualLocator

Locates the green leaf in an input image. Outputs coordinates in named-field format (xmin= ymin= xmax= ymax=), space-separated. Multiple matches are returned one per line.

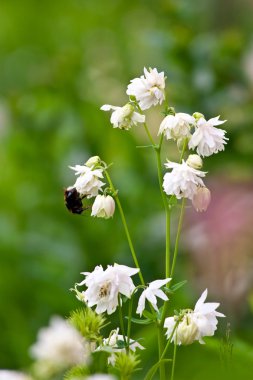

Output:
xmin=126 ymin=316 xmax=153 ymax=325
xmin=144 ymin=359 xmax=172 ymax=380
xmin=143 ymin=310 xmax=157 ymax=320
xmin=171 ymin=280 xmax=187 ymax=292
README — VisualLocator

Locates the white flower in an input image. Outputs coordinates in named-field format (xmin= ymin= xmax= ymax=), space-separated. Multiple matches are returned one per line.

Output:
xmin=164 ymin=289 xmax=225 ymax=345
xmin=86 ymin=375 xmax=116 ymax=380
xmin=126 ymin=67 xmax=166 ymax=110
xmin=186 ymin=154 xmax=203 ymax=170
xmin=91 ymin=195 xmax=115 ymax=219
xmin=192 ymin=186 xmax=211 ymax=212
xmin=188 ymin=116 xmax=228 ymax=157
xmin=0 ymin=371 xmax=32 ymax=380
xmin=78 ymin=264 xmax=139 ymax=315
xmin=30 ymin=316 xmax=90 ymax=370
xmin=163 ymin=160 xmax=206 ymax=200
xmin=102 ymin=328 xmax=144 ymax=365
xmin=69 ymin=164 xmax=105 ymax=198
xmin=158 ymin=113 xmax=195 ymax=140
xmin=192 ymin=289 xmax=225 ymax=343
xmin=136 ymin=278 xmax=171 ymax=316
xmin=101 ymin=103 xmax=145 ymax=130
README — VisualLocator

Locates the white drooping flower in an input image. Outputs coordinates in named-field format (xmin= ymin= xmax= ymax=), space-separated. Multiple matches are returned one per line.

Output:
xmin=188 ymin=116 xmax=228 ymax=157
xmin=78 ymin=264 xmax=139 ymax=315
xmin=136 ymin=278 xmax=171 ymax=316
xmin=126 ymin=67 xmax=166 ymax=110
xmin=102 ymin=328 xmax=144 ymax=365
xmin=158 ymin=113 xmax=195 ymax=141
xmin=164 ymin=289 xmax=225 ymax=345
xmin=0 ymin=371 xmax=32 ymax=380
xmin=163 ymin=160 xmax=206 ymax=200
xmin=192 ymin=186 xmax=211 ymax=212
xmin=91 ymin=195 xmax=115 ymax=219
xmin=100 ymin=103 xmax=145 ymax=130
xmin=69 ymin=164 xmax=105 ymax=198
xmin=30 ymin=317 xmax=90 ymax=372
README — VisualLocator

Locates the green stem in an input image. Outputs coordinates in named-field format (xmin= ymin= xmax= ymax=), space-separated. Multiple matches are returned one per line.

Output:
xmin=104 ymin=170 xmax=145 ymax=285
xmin=171 ymin=340 xmax=177 ymax=380
xmin=170 ymin=197 xmax=186 ymax=278
xmin=118 ymin=295 xmax=127 ymax=347
xmin=127 ymin=295 xmax=134 ymax=352
xmin=158 ymin=327 xmax=166 ymax=380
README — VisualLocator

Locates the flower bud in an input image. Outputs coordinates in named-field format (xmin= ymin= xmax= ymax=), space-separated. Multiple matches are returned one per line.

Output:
xmin=192 ymin=186 xmax=211 ymax=212
xmin=121 ymin=103 xmax=134 ymax=118
xmin=193 ymin=112 xmax=204 ymax=121
xmin=176 ymin=315 xmax=199 ymax=345
xmin=85 ymin=156 xmax=101 ymax=168
xmin=186 ymin=154 xmax=203 ymax=169
xmin=91 ymin=195 xmax=115 ymax=219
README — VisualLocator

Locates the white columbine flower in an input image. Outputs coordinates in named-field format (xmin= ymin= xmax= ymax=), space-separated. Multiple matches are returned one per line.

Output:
xmin=69 ymin=164 xmax=105 ymax=198
xmin=91 ymin=195 xmax=115 ymax=219
xmin=30 ymin=316 xmax=90 ymax=370
xmin=102 ymin=328 xmax=144 ymax=365
xmin=86 ymin=375 xmax=117 ymax=380
xmin=126 ymin=67 xmax=166 ymax=110
xmin=136 ymin=278 xmax=171 ymax=316
xmin=164 ymin=289 xmax=225 ymax=345
xmin=158 ymin=113 xmax=195 ymax=141
xmin=163 ymin=160 xmax=206 ymax=200
xmin=0 ymin=371 xmax=32 ymax=380
xmin=188 ymin=116 xmax=228 ymax=157
xmin=78 ymin=264 xmax=139 ymax=315
xmin=100 ymin=103 xmax=145 ymax=130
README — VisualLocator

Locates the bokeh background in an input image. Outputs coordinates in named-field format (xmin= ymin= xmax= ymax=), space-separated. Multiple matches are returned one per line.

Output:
xmin=1 ymin=0 xmax=253 ymax=379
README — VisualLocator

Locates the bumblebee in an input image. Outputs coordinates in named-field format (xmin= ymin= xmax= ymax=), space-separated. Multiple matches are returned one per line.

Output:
xmin=64 ymin=188 xmax=85 ymax=214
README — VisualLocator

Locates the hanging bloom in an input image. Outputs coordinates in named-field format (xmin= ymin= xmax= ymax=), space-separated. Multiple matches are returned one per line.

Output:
xmin=192 ymin=186 xmax=211 ymax=212
xmin=0 ymin=371 xmax=32 ymax=380
xmin=102 ymin=328 xmax=144 ymax=365
xmin=100 ymin=103 xmax=145 ymax=130
xmin=78 ymin=264 xmax=139 ymax=315
xmin=158 ymin=113 xmax=195 ymax=141
xmin=91 ymin=194 xmax=115 ymax=219
xmin=30 ymin=317 xmax=90 ymax=370
xmin=163 ymin=160 xmax=206 ymax=200
xmin=136 ymin=278 xmax=171 ymax=316
xmin=164 ymin=289 xmax=225 ymax=345
xmin=126 ymin=67 xmax=166 ymax=110
xmin=188 ymin=116 xmax=228 ymax=157
xmin=69 ymin=164 xmax=105 ymax=198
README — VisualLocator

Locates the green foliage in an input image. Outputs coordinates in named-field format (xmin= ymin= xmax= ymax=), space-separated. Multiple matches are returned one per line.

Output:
xmin=113 ymin=352 xmax=141 ymax=380
xmin=69 ymin=307 xmax=107 ymax=341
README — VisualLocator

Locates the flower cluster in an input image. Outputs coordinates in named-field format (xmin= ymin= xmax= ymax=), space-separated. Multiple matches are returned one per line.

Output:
xmin=66 ymin=156 xmax=116 ymax=219
xmin=164 ymin=289 xmax=225 ymax=345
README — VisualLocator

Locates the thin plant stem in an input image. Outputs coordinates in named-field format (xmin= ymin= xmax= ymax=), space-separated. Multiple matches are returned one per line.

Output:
xmin=118 ymin=295 xmax=127 ymax=347
xmin=170 ymin=197 xmax=186 ymax=278
xmin=171 ymin=340 xmax=177 ymax=380
xmin=127 ymin=295 xmax=134 ymax=352
xmin=104 ymin=170 xmax=145 ymax=285
xmin=158 ymin=328 xmax=166 ymax=380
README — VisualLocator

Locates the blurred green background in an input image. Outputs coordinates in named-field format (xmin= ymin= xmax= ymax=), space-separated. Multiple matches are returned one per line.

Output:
xmin=1 ymin=0 xmax=253 ymax=378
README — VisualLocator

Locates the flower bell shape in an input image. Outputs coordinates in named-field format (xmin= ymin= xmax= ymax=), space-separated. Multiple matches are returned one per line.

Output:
xmin=91 ymin=195 xmax=115 ymax=219
xmin=188 ymin=116 xmax=228 ymax=157
xmin=136 ymin=278 xmax=171 ymax=316
xmin=164 ymin=289 xmax=225 ymax=345
xmin=126 ymin=67 xmax=166 ymax=110
xmin=78 ymin=264 xmax=139 ymax=315
xmin=69 ymin=164 xmax=105 ymax=198
xmin=158 ymin=113 xmax=195 ymax=141
xmin=101 ymin=103 xmax=145 ymax=130
xmin=192 ymin=186 xmax=211 ymax=212
xmin=163 ymin=160 xmax=206 ymax=200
